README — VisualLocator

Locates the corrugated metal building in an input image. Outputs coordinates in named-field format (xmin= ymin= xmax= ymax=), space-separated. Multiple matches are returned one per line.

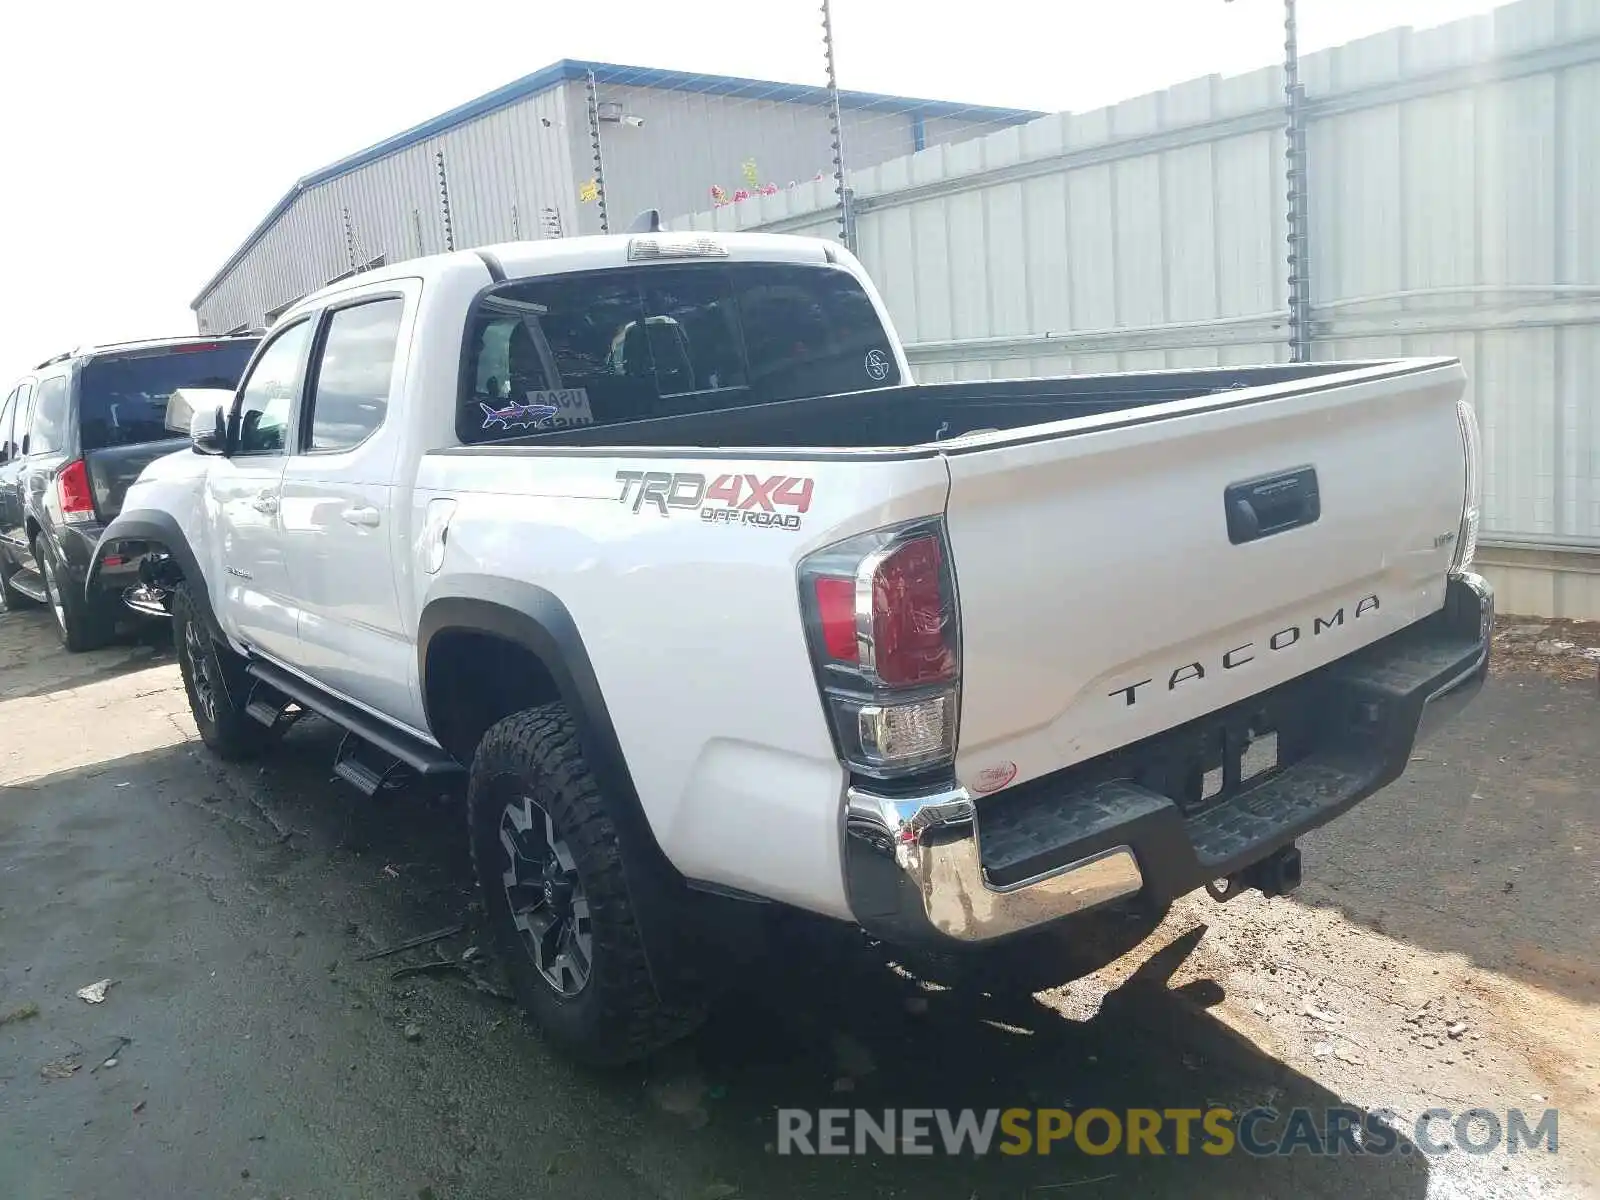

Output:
xmin=192 ymin=60 xmax=1039 ymax=333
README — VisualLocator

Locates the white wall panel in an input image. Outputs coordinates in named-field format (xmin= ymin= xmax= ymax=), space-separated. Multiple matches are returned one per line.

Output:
xmin=657 ymin=0 xmax=1600 ymax=615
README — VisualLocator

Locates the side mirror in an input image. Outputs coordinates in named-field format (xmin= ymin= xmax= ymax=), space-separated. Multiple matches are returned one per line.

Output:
xmin=190 ymin=403 xmax=228 ymax=456
xmin=168 ymin=387 xmax=233 ymax=436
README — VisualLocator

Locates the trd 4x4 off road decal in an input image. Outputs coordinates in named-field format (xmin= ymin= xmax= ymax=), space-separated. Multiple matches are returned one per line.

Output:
xmin=615 ymin=470 xmax=814 ymax=531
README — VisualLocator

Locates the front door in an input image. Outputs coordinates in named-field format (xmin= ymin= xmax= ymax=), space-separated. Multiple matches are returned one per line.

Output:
xmin=278 ymin=290 xmax=421 ymax=729
xmin=206 ymin=318 xmax=312 ymax=662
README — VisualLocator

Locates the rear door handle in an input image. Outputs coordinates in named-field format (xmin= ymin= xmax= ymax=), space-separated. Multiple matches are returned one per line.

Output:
xmin=251 ymin=491 xmax=279 ymax=516
xmin=341 ymin=504 xmax=381 ymax=528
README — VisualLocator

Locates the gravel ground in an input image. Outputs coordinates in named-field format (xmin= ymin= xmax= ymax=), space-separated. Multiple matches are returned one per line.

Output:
xmin=0 ymin=608 xmax=1595 ymax=1199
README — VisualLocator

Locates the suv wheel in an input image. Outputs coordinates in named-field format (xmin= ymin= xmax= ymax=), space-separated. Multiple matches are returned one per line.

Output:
xmin=172 ymin=582 xmax=267 ymax=759
xmin=38 ymin=541 xmax=112 ymax=652
xmin=468 ymin=702 xmax=703 ymax=1065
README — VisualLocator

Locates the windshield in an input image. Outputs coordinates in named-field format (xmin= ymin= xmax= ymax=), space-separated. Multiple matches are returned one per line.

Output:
xmin=77 ymin=341 xmax=258 ymax=450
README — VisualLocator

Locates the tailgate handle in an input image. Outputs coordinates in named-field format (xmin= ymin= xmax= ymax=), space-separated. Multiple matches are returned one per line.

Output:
xmin=1225 ymin=466 xmax=1320 ymax=545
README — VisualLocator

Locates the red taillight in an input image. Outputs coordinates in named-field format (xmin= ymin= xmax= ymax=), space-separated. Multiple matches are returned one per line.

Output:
xmin=58 ymin=459 xmax=95 ymax=522
xmin=871 ymin=535 xmax=956 ymax=686
xmin=172 ymin=341 xmax=223 ymax=354
xmin=798 ymin=520 xmax=962 ymax=779
xmin=814 ymin=576 xmax=858 ymax=661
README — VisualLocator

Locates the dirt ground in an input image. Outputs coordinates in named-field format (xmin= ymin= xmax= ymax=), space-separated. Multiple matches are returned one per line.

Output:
xmin=1 ymin=607 xmax=1596 ymax=1199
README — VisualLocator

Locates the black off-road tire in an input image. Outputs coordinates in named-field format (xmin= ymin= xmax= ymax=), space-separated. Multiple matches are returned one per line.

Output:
xmin=468 ymin=703 xmax=703 ymax=1066
xmin=38 ymin=539 xmax=114 ymax=652
xmin=172 ymin=582 xmax=268 ymax=760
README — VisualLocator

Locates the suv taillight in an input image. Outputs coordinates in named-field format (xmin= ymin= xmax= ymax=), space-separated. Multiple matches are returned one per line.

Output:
xmin=799 ymin=519 xmax=960 ymax=778
xmin=57 ymin=460 xmax=95 ymax=524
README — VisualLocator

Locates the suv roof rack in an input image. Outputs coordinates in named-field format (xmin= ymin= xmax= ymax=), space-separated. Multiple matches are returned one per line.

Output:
xmin=31 ymin=332 xmax=261 ymax=371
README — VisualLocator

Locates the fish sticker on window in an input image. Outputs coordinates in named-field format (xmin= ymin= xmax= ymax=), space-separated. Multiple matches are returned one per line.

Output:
xmin=480 ymin=399 xmax=559 ymax=430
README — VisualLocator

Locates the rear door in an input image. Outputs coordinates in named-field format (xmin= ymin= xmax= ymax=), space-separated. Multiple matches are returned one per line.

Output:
xmin=941 ymin=361 xmax=1469 ymax=795
xmin=20 ymin=375 xmax=70 ymax=569
xmin=279 ymin=286 xmax=421 ymax=728
xmin=0 ymin=385 xmax=23 ymax=565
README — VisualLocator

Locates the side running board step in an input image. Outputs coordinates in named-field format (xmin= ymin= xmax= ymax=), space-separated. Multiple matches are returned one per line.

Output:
xmin=333 ymin=732 xmax=408 ymax=797
xmin=243 ymin=679 xmax=302 ymax=735
xmin=244 ymin=660 xmax=463 ymax=779
xmin=6 ymin=568 xmax=48 ymax=605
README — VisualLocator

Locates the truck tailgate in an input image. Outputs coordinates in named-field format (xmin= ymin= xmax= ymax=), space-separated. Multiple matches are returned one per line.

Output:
xmin=944 ymin=360 xmax=1469 ymax=792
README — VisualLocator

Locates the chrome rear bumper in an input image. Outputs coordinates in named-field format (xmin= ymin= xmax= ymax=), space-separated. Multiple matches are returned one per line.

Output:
xmin=843 ymin=786 xmax=1143 ymax=946
xmin=841 ymin=571 xmax=1493 ymax=950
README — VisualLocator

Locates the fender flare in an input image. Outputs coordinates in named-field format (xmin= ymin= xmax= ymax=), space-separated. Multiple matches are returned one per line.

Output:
xmin=417 ymin=578 xmax=671 ymax=872
xmin=87 ymin=508 xmax=223 ymax=639
xmin=418 ymin=578 xmax=702 ymax=1002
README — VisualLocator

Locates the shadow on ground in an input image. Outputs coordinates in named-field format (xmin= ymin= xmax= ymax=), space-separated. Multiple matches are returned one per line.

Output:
xmin=1296 ymin=670 xmax=1600 ymax=1007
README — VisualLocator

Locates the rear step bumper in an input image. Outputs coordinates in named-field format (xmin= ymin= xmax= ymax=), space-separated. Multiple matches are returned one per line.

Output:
xmin=843 ymin=571 xmax=1493 ymax=948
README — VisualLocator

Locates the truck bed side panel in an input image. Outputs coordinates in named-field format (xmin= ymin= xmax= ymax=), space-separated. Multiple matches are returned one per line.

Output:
xmin=415 ymin=450 xmax=950 ymax=918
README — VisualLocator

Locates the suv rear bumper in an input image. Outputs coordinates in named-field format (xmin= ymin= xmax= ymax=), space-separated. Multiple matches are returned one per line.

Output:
xmin=842 ymin=572 xmax=1493 ymax=948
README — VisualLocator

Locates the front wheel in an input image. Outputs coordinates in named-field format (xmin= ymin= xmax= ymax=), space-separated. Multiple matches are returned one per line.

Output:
xmin=172 ymin=583 xmax=267 ymax=759
xmin=468 ymin=703 xmax=703 ymax=1065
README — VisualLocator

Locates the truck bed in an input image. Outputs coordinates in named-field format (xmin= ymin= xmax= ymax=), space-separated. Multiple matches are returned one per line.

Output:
xmin=463 ymin=361 xmax=1379 ymax=454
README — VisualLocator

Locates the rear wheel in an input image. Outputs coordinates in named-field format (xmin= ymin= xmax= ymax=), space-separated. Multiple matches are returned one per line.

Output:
xmin=38 ymin=540 xmax=113 ymax=652
xmin=172 ymin=582 xmax=267 ymax=759
xmin=468 ymin=702 xmax=703 ymax=1065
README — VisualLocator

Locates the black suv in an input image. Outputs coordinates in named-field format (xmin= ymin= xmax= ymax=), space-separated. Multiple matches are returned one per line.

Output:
xmin=0 ymin=335 xmax=260 ymax=650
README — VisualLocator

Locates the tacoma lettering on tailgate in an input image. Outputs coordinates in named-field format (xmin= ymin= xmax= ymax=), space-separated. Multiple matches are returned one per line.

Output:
xmin=1108 ymin=594 xmax=1381 ymax=708
xmin=615 ymin=470 xmax=814 ymax=531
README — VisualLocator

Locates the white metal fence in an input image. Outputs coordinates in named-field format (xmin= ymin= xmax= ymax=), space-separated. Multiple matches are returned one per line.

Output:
xmin=671 ymin=0 xmax=1600 ymax=616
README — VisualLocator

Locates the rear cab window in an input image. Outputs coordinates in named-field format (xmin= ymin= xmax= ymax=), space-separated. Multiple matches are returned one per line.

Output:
xmin=458 ymin=261 xmax=899 ymax=443
xmin=77 ymin=340 xmax=258 ymax=451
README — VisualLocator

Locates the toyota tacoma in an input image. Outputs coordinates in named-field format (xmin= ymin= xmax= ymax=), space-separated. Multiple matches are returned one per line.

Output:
xmin=90 ymin=229 xmax=1493 ymax=1063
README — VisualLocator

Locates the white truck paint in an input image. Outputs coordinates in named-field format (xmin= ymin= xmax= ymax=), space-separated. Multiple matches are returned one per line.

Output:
xmin=97 ymin=230 xmax=1492 ymax=1063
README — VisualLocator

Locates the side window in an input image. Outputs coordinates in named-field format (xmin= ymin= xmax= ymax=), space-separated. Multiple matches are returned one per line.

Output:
xmin=27 ymin=377 xmax=69 ymax=455
xmin=305 ymin=298 xmax=404 ymax=452
xmin=235 ymin=319 xmax=311 ymax=455
xmin=0 ymin=391 xmax=16 ymax=463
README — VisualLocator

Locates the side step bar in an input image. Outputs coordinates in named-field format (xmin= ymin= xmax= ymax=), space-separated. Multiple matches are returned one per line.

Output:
xmin=6 ymin=568 xmax=48 ymax=605
xmin=243 ymin=660 xmax=463 ymax=783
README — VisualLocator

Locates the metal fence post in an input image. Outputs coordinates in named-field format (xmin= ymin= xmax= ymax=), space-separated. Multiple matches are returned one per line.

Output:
xmin=821 ymin=0 xmax=855 ymax=252
xmin=1284 ymin=0 xmax=1313 ymax=361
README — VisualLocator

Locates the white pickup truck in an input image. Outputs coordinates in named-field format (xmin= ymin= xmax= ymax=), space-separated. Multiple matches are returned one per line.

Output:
xmin=92 ymin=229 xmax=1492 ymax=1063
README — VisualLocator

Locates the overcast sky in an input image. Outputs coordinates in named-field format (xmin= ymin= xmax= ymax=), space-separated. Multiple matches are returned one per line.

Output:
xmin=0 ymin=0 xmax=1507 ymax=382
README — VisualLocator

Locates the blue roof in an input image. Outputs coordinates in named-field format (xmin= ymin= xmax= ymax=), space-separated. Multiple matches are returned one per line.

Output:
xmin=192 ymin=58 xmax=1042 ymax=308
